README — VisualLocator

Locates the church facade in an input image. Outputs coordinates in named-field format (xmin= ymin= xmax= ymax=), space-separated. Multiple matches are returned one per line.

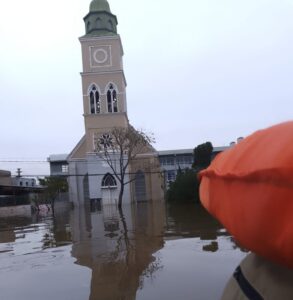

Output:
xmin=67 ymin=0 xmax=164 ymax=206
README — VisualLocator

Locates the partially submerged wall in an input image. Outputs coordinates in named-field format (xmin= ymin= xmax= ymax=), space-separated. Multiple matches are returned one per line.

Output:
xmin=0 ymin=205 xmax=31 ymax=217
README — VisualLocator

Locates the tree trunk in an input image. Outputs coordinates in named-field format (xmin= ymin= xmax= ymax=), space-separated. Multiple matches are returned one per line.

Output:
xmin=51 ymin=197 xmax=56 ymax=216
xmin=118 ymin=206 xmax=130 ymax=264
xmin=118 ymin=184 xmax=124 ymax=209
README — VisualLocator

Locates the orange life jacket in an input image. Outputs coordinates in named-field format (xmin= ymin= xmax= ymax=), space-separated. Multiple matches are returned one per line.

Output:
xmin=199 ymin=121 xmax=293 ymax=268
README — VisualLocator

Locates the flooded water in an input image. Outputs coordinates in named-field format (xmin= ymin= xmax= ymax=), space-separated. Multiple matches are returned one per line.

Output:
xmin=0 ymin=201 xmax=247 ymax=300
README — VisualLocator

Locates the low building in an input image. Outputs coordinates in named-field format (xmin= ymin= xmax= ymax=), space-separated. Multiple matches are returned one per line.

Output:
xmin=158 ymin=146 xmax=229 ymax=186
xmin=47 ymin=154 xmax=69 ymax=176
xmin=0 ymin=170 xmax=12 ymax=187
xmin=12 ymin=177 xmax=36 ymax=187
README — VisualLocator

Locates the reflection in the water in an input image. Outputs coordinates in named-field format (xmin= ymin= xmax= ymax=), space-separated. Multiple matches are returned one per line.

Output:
xmin=166 ymin=203 xmax=223 ymax=238
xmin=41 ymin=202 xmax=72 ymax=249
xmin=0 ymin=200 xmax=247 ymax=300
xmin=71 ymin=202 xmax=165 ymax=300
xmin=166 ymin=203 xmax=235 ymax=252
xmin=0 ymin=202 xmax=72 ymax=254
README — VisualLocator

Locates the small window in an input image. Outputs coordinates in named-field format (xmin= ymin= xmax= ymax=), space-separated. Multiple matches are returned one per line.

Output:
xmin=160 ymin=157 xmax=174 ymax=166
xmin=102 ymin=173 xmax=117 ymax=187
xmin=19 ymin=181 xmax=23 ymax=186
xmin=177 ymin=155 xmax=192 ymax=165
xmin=62 ymin=165 xmax=68 ymax=173
xmin=165 ymin=157 xmax=174 ymax=165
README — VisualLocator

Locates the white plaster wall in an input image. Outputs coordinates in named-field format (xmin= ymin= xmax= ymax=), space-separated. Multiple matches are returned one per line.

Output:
xmin=68 ymin=154 xmax=132 ymax=206
xmin=87 ymin=154 xmax=104 ymax=199
xmin=87 ymin=153 xmax=131 ymax=204
xmin=68 ymin=160 xmax=88 ymax=207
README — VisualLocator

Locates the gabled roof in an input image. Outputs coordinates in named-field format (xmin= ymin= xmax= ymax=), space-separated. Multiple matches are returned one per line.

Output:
xmin=68 ymin=135 xmax=87 ymax=160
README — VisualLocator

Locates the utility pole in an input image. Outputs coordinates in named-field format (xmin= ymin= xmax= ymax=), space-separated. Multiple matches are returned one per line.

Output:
xmin=16 ymin=168 xmax=22 ymax=178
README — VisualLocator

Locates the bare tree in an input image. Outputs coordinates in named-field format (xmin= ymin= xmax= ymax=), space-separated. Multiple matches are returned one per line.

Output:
xmin=38 ymin=176 xmax=68 ymax=215
xmin=94 ymin=126 xmax=155 ymax=208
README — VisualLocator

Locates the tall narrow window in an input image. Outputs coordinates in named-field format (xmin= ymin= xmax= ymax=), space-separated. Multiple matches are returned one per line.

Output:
xmin=107 ymin=84 xmax=118 ymax=113
xmin=89 ymin=85 xmax=100 ymax=114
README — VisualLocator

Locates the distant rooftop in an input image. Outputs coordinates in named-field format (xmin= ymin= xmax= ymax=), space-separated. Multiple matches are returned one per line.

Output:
xmin=0 ymin=170 xmax=11 ymax=176
xmin=47 ymin=154 xmax=68 ymax=162
xmin=157 ymin=146 xmax=229 ymax=156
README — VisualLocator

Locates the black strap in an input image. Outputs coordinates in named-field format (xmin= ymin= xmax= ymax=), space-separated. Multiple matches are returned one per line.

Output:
xmin=233 ymin=266 xmax=264 ymax=300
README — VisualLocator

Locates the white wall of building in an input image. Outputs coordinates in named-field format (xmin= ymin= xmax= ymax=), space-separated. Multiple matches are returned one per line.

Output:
xmin=68 ymin=153 xmax=132 ymax=207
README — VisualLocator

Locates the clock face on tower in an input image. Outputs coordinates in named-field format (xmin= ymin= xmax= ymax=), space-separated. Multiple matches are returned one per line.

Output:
xmin=93 ymin=48 xmax=108 ymax=64
xmin=90 ymin=45 xmax=112 ymax=68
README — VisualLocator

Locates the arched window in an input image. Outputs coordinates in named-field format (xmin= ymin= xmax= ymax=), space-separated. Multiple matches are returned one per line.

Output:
xmin=107 ymin=84 xmax=118 ymax=113
xmin=87 ymin=21 xmax=91 ymax=33
xmin=102 ymin=173 xmax=117 ymax=188
xmin=89 ymin=85 xmax=100 ymax=114
xmin=108 ymin=20 xmax=114 ymax=31
xmin=96 ymin=18 xmax=102 ymax=29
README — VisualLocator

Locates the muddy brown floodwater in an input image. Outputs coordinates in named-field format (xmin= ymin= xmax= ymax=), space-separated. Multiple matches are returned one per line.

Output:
xmin=0 ymin=201 xmax=247 ymax=300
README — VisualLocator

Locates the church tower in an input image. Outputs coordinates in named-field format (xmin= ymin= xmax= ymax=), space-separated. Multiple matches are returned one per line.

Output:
xmin=80 ymin=0 xmax=129 ymax=153
xmin=68 ymin=0 xmax=164 ymax=206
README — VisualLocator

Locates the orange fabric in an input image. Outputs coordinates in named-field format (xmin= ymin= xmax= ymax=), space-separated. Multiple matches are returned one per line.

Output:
xmin=199 ymin=121 xmax=293 ymax=268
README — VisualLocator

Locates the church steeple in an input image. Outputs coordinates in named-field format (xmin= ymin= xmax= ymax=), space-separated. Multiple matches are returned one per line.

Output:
xmin=84 ymin=0 xmax=118 ymax=36
xmin=79 ymin=0 xmax=128 ymax=154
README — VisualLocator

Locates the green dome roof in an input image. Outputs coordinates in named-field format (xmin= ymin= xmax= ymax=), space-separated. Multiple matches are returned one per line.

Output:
xmin=90 ymin=0 xmax=111 ymax=13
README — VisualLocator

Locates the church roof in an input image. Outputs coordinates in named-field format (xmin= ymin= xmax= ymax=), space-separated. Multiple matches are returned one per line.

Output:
xmin=68 ymin=135 xmax=87 ymax=160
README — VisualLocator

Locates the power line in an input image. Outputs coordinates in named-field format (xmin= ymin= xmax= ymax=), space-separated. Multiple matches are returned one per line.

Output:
xmin=0 ymin=160 xmax=48 ymax=163
xmin=10 ymin=170 xmax=178 ymax=177
xmin=0 ymin=153 xmax=193 ymax=165
xmin=0 ymin=158 xmax=191 ymax=165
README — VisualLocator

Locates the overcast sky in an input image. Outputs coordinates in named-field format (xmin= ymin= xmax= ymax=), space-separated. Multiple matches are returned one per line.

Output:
xmin=0 ymin=0 xmax=293 ymax=175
